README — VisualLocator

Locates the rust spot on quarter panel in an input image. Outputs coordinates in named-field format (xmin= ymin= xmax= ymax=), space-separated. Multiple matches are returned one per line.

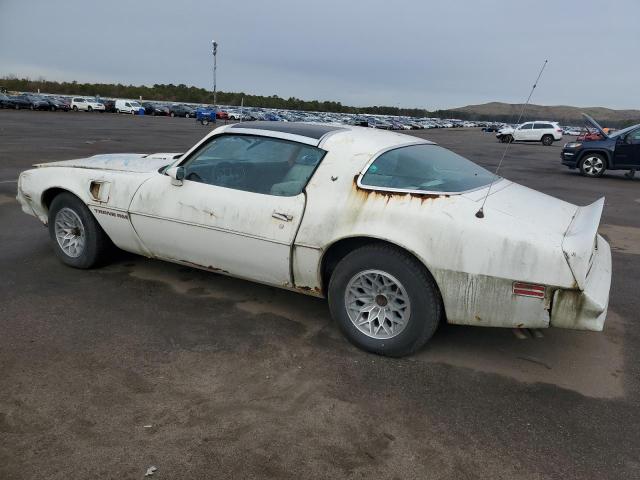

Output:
xmin=352 ymin=174 xmax=449 ymax=203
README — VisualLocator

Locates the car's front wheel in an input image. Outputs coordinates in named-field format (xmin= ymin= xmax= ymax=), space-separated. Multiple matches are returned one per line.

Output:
xmin=48 ymin=193 xmax=111 ymax=269
xmin=579 ymin=154 xmax=606 ymax=177
xmin=328 ymin=244 xmax=441 ymax=357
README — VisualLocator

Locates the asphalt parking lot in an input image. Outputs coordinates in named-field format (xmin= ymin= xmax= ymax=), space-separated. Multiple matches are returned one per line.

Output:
xmin=1 ymin=111 xmax=639 ymax=479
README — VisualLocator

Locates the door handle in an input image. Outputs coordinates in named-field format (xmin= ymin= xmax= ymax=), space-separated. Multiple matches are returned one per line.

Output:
xmin=272 ymin=212 xmax=293 ymax=222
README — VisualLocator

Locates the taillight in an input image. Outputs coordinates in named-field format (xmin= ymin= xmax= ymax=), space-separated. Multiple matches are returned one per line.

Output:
xmin=513 ymin=282 xmax=546 ymax=299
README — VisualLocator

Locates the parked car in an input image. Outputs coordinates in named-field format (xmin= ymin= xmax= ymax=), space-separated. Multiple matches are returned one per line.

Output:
xmin=99 ymin=99 xmax=116 ymax=113
xmin=562 ymin=114 xmax=640 ymax=177
xmin=115 ymin=99 xmax=143 ymax=114
xmin=0 ymin=93 xmax=30 ymax=109
xmin=71 ymin=97 xmax=105 ymax=112
xmin=482 ymin=124 xmax=502 ymax=132
xmin=497 ymin=121 xmax=563 ymax=145
xmin=168 ymin=104 xmax=195 ymax=118
xmin=16 ymin=122 xmax=611 ymax=357
xmin=41 ymin=96 xmax=70 ymax=111
xmin=19 ymin=94 xmax=51 ymax=111
xmin=563 ymin=127 xmax=583 ymax=136
xmin=195 ymin=106 xmax=217 ymax=125
xmin=142 ymin=103 xmax=169 ymax=116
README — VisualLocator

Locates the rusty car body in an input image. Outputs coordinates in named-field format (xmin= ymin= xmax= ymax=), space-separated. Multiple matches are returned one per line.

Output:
xmin=17 ymin=122 xmax=612 ymax=356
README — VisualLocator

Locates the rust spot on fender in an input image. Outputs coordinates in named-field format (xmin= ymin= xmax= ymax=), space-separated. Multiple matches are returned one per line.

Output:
xmin=351 ymin=174 xmax=449 ymax=204
xmin=288 ymin=284 xmax=323 ymax=296
xmin=179 ymin=259 xmax=229 ymax=275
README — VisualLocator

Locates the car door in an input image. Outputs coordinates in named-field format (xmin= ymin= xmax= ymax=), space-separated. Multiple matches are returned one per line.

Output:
xmin=514 ymin=123 xmax=533 ymax=141
xmin=128 ymin=133 xmax=325 ymax=286
xmin=613 ymin=127 xmax=640 ymax=168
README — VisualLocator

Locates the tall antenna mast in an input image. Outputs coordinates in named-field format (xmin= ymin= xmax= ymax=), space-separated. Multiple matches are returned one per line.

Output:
xmin=475 ymin=59 xmax=548 ymax=219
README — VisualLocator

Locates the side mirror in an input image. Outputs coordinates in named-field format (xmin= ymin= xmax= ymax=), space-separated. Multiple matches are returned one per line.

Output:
xmin=166 ymin=166 xmax=185 ymax=186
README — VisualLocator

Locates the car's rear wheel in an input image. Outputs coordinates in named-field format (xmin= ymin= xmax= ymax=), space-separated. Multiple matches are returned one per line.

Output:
xmin=73 ymin=105 xmax=78 ymax=111
xmin=15 ymin=104 xmax=19 ymax=110
xmin=170 ymin=112 xmax=175 ymax=117
xmin=579 ymin=154 xmax=606 ymax=177
xmin=328 ymin=244 xmax=441 ymax=357
xmin=541 ymin=134 xmax=554 ymax=146
xmin=48 ymin=193 xmax=111 ymax=269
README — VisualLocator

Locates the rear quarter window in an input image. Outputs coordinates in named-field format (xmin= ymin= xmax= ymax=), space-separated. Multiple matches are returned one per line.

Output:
xmin=360 ymin=144 xmax=496 ymax=193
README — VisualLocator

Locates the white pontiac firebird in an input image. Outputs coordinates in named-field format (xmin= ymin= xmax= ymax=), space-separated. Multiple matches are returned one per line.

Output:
xmin=17 ymin=122 xmax=612 ymax=356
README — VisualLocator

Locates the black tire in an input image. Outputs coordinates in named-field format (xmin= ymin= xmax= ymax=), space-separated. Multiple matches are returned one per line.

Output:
xmin=15 ymin=104 xmax=19 ymax=110
xmin=47 ymin=193 xmax=111 ymax=269
xmin=73 ymin=105 xmax=78 ymax=111
xmin=170 ymin=112 xmax=175 ymax=117
xmin=116 ymin=108 xmax=120 ymax=113
xmin=328 ymin=244 xmax=442 ymax=357
xmin=579 ymin=153 xmax=607 ymax=178
xmin=541 ymin=134 xmax=554 ymax=146
xmin=87 ymin=106 xmax=93 ymax=112
xmin=201 ymin=119 xmax=209 ymax=126
xmin=30 ymin=104 xmax=34 ymax=110
xmin=50 ymin=105 xmax=55 ymax=111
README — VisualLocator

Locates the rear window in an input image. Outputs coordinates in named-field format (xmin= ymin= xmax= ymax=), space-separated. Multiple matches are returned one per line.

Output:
xmin=360 ymin=144 xmax=496 ymax=193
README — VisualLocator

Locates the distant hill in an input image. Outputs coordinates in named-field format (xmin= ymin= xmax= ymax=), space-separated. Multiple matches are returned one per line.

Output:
xmin=440 ymin=102 xmax=640 ymax=127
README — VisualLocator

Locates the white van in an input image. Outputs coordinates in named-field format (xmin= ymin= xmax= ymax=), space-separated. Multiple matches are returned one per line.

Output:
xmin=115 ymin=99 xmax=143 ymax=114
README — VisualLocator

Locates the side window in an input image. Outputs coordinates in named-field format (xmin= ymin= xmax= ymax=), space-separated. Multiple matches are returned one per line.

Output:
xmin=182 ymin=135 xmax=325 ymax=197
xmin=534 ymin=123 xmax=553 ymax=129
xmin=360 ymin=144 xmax=495 ymax=193
xmin=629 ymin=129 xmax=640 ymax=144
xmin=519 ymin=123 xmax=533 ymax=130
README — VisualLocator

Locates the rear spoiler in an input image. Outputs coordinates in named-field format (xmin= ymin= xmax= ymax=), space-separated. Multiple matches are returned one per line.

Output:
xmin=562 ymin=198 xmax=605 ymax=290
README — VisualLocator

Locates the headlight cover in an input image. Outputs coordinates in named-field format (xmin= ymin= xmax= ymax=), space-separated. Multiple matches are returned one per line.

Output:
xmin=565 ymin=142 xmax=582 ymax=149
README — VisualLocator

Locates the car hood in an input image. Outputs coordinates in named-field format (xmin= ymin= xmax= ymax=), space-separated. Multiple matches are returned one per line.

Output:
xmin=581 ymin=113 xmax=608 ymax=138
xmin=34 ymin=153 xmax=182 ymax=173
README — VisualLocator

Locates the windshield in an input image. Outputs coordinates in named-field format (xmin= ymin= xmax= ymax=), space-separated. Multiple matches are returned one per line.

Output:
xmin=361 ymin=144 xmax=497 ymax=193
xmin=130 ymin=101 xmax=141 ymax=107
xmin=609 ymin=124 xmax=640 ymax=138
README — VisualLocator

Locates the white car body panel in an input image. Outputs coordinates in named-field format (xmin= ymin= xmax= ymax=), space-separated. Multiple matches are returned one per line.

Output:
xmin=16 ymin=124 xmax=611 ymax=333
xmin=71 ymin=98 xmax=105 ymax=111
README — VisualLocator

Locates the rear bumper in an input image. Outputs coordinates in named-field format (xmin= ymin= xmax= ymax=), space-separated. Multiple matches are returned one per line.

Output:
xmin=550 ymin=235 xmax=611 ymax=331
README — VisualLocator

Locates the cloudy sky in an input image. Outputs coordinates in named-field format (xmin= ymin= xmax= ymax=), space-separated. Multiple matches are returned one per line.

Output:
xmin=1 ymin=0 xmax=638 ymax=110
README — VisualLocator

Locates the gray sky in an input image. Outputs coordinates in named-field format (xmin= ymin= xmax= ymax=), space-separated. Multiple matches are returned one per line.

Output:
xmin=1 ymin=0 xmax=638 ymax=110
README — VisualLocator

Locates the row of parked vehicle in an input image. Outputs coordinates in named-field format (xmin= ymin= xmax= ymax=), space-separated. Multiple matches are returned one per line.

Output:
xmin=0 ymin=91 xmax=513 ymax=130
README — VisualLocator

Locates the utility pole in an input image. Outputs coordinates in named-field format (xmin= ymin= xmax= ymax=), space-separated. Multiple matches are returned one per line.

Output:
xmin=212 ymin=40 xmax=218 ymax=106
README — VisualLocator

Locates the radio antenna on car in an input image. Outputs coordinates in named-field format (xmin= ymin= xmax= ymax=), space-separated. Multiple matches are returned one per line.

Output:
xmin=475 ymin=59 xmax=548 ymax=219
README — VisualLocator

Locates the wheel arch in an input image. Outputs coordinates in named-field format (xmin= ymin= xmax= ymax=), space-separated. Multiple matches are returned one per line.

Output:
xmin=577 ymin=149 xmax=611 ymax=167
xmin=319 ymin=235 xmax=446 ymax=318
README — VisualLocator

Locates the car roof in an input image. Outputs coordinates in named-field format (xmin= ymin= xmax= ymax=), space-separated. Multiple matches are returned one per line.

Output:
xmin=228 ymin=121 xmax=347 ymax=140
